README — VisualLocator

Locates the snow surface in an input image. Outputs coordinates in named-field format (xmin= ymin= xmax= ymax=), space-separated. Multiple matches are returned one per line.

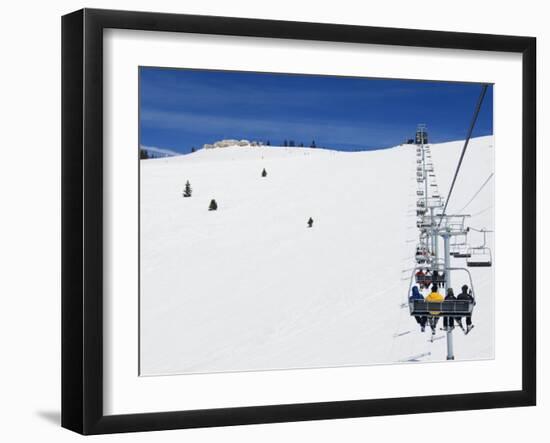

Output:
xmin=140 ymin=137 xmax=494 ymax=376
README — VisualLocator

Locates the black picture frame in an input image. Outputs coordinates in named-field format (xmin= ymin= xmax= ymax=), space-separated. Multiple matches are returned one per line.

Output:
xmin=62 ymin=8 xmax=536 ymax=435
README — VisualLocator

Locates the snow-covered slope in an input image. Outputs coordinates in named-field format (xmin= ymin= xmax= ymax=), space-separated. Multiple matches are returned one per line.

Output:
xmin=140 ymin=137 xmax=494 ymax=376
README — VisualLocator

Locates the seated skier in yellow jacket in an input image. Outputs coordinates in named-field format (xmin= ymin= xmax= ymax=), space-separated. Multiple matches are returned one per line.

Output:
xmin=426 ymin=284 xmax=444 ymax=334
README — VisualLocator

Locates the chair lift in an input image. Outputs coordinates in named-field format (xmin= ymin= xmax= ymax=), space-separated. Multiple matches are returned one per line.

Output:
xmin=427 ymin=196 xmax=443 ymax=207
xmin=431 ymin=269 xmax=446 ymax=286
xmin=416 ymin=217 xmax=432 ymax=229
xmin=466 ymin=229 xmax=492 ymax=267
xmin=467 ymin=248 xmax=492 ymax=267
xmin=416 ymin=258 xmax=447 ymax=287
xmin=408 ymin=267 xmax=476 ymax=320
xmin=414 ymin=266 xmax=434 ymax=286
xmin=453 ymin=245 xmax=472 ymax=258
xmin=415 ymin=244 xmax=430 ymax=264
xmin=450 ymin=233 xmax=470 ymax=258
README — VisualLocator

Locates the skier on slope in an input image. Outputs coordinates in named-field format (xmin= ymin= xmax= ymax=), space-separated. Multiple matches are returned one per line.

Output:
xmin=456 ymin=284 xmax=475 ymax=334
xmin=409 ymin=285 xmax=427 ymax=332
xmin=425 ymin=284 xmax=444 ymax=335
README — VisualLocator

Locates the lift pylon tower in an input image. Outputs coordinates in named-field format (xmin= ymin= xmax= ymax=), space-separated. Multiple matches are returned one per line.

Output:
xmin=434 ymin=214 xmax=472 ymax=360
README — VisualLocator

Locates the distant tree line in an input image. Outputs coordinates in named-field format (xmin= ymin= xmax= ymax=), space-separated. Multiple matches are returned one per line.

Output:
xmin=268 ymin=139 xmax=319 ymax=148
xmin=139 ymin=148 xmax=177 ymax=159
xmin=140 ymin=148 xmax=168 ymax=159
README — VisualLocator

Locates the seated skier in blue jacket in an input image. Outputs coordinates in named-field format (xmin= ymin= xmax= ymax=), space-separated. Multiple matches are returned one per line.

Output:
xmin=410 ymin=285 xmax=427 ymax=332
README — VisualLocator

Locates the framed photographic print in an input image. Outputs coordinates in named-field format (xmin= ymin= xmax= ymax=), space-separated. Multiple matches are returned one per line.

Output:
xmin=62 ymin=8 xmax=536 ymax=435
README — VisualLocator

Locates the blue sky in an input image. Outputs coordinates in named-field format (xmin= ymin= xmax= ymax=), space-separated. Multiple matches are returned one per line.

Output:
xmin=139 ymin=67 xmax=493 ymax=154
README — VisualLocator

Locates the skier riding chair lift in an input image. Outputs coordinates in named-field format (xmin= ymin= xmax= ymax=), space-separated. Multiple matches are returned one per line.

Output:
xmin=408 ymin=267 xmax=476 ymax=336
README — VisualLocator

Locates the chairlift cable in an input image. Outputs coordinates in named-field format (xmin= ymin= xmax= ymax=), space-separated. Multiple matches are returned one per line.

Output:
xmin=457 ymin=173 xmax=494 ymax=214
xmin=470 ymin=205 xmax=493 ymax=217
xmin=438 ymin=84 xmax=489 ymax=227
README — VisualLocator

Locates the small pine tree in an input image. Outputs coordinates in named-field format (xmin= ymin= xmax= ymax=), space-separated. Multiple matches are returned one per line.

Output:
xmin=266 ymin=140 xmax=271 ymax=146
xmin=299 ymin=142 xmax=304 ymax=147
xmin=310 ymin=140 xmax=316 ymax=148
xmin=209 ymin=199 xmax=218 ymax=211
xmin=307 ymin=217 xmax=314 ymax=228
xmin=261 ymin=168 xmax=267 ymax=177
xmin=283 ymin=140 xmax=288 ymax=147
xmin=191 ymin=146 xmax=196 ymax=153
xmin=139 ymin=148 xmax=149 ymax=159
xmin=183 ymin=180 xmax=192 ymax=197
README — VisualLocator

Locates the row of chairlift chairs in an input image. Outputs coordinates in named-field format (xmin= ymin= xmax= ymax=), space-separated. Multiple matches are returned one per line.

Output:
xmin=409 ymin=141 xmax=491 ymax=329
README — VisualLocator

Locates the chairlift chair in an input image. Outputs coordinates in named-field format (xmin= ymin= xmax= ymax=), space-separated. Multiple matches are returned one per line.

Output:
xmin=450 ymin=233 xmax=470 ymax=257
xmin=466 ymin=247 xmax=492 ymax=267
xmin=408 ymin=267 xmax=476 ymax=319
xmin=466 ymin=229 xmax=492 ymax=267
xmin=453 ymin=245 xmax=472 ymax=258
xmin=424 ymin=266 xmax=446 ymax=286
xmin=416 ymin=218 xmax=432 ymax=229
xmin=414 ymin=267 xmax=436 ymax=286
xmin=410 ymin=299 xmax=474 ymax=318
xmin=415 ymin=245 xmax=430 ymax=264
